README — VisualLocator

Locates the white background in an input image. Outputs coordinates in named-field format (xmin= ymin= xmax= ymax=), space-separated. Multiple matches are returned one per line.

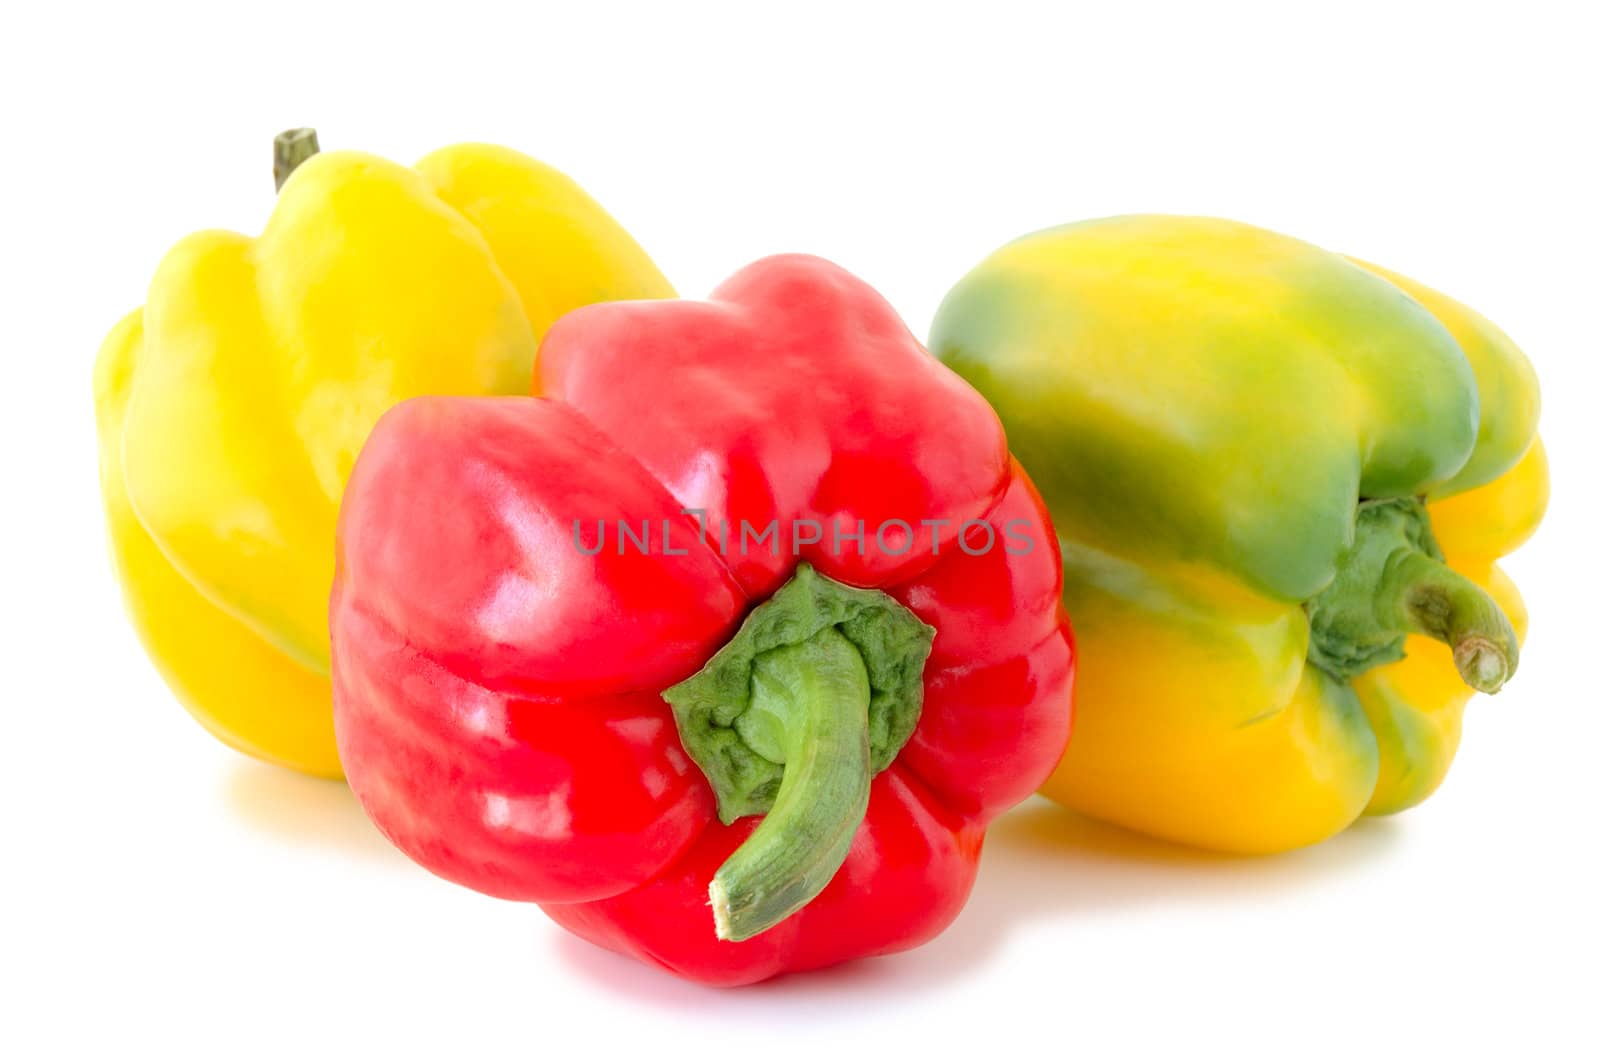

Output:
xmin=5 ymin=2 xmax=1597 ymax=1060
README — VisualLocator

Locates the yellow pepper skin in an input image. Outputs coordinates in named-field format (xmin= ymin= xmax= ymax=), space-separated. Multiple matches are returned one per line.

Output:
xmin=931 ymin=216 xmax=1546 ymax=853
xmin=94 ymin=132 xmax=673 ymax=778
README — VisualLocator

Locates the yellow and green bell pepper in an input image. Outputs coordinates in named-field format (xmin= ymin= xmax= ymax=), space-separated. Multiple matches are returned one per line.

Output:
xmin=94 ymin=130 xmax=672 ymax=778
xmin=932 ymin=215 xmax=1546 ymax=853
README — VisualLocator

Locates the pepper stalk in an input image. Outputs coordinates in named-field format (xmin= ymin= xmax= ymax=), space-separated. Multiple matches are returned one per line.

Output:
xmin=662 ymin=564 xmax=935 ymax=941
xmin=1306 ymin=497 xmax=1518 ymax=692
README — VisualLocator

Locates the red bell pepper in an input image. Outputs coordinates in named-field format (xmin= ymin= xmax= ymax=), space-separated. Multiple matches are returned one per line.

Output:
xmin=331 ymin=255 xmax=1075 ymax=985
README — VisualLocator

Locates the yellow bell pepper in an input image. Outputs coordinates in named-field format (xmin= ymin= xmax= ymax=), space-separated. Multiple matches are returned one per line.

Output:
xmin=932 ymin=216 xmax=1547 ymax=853
xmin=94 ymin=130 xmax=673 ymax=778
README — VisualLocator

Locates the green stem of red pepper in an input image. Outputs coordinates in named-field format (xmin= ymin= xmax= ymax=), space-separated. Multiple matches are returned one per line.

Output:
xmin=663 ymin=564 xmax=935 ymax=941
xmin=1306 ymin=498 xmax=1518 ymax=692
xmin=708 ymin=628 xmax=872 ymax=941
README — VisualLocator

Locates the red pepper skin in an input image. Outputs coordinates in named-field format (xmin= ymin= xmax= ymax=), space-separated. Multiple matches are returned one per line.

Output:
xmin=331 ymin=255 xmax=1075 ymax=985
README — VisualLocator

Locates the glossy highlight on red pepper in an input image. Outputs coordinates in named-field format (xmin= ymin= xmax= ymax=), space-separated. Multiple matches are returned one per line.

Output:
xmin=331 ymin=255 xmax=1075 ymax=985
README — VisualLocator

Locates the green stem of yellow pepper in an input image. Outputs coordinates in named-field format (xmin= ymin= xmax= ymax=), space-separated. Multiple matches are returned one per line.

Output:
xmin=273 ymin=128 xmax=320 ymax=192
xmin=1380 ymin=549 xmax=1517 ymax=693
xmin=1306 ymin=498 xmax=1518 ymax=693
